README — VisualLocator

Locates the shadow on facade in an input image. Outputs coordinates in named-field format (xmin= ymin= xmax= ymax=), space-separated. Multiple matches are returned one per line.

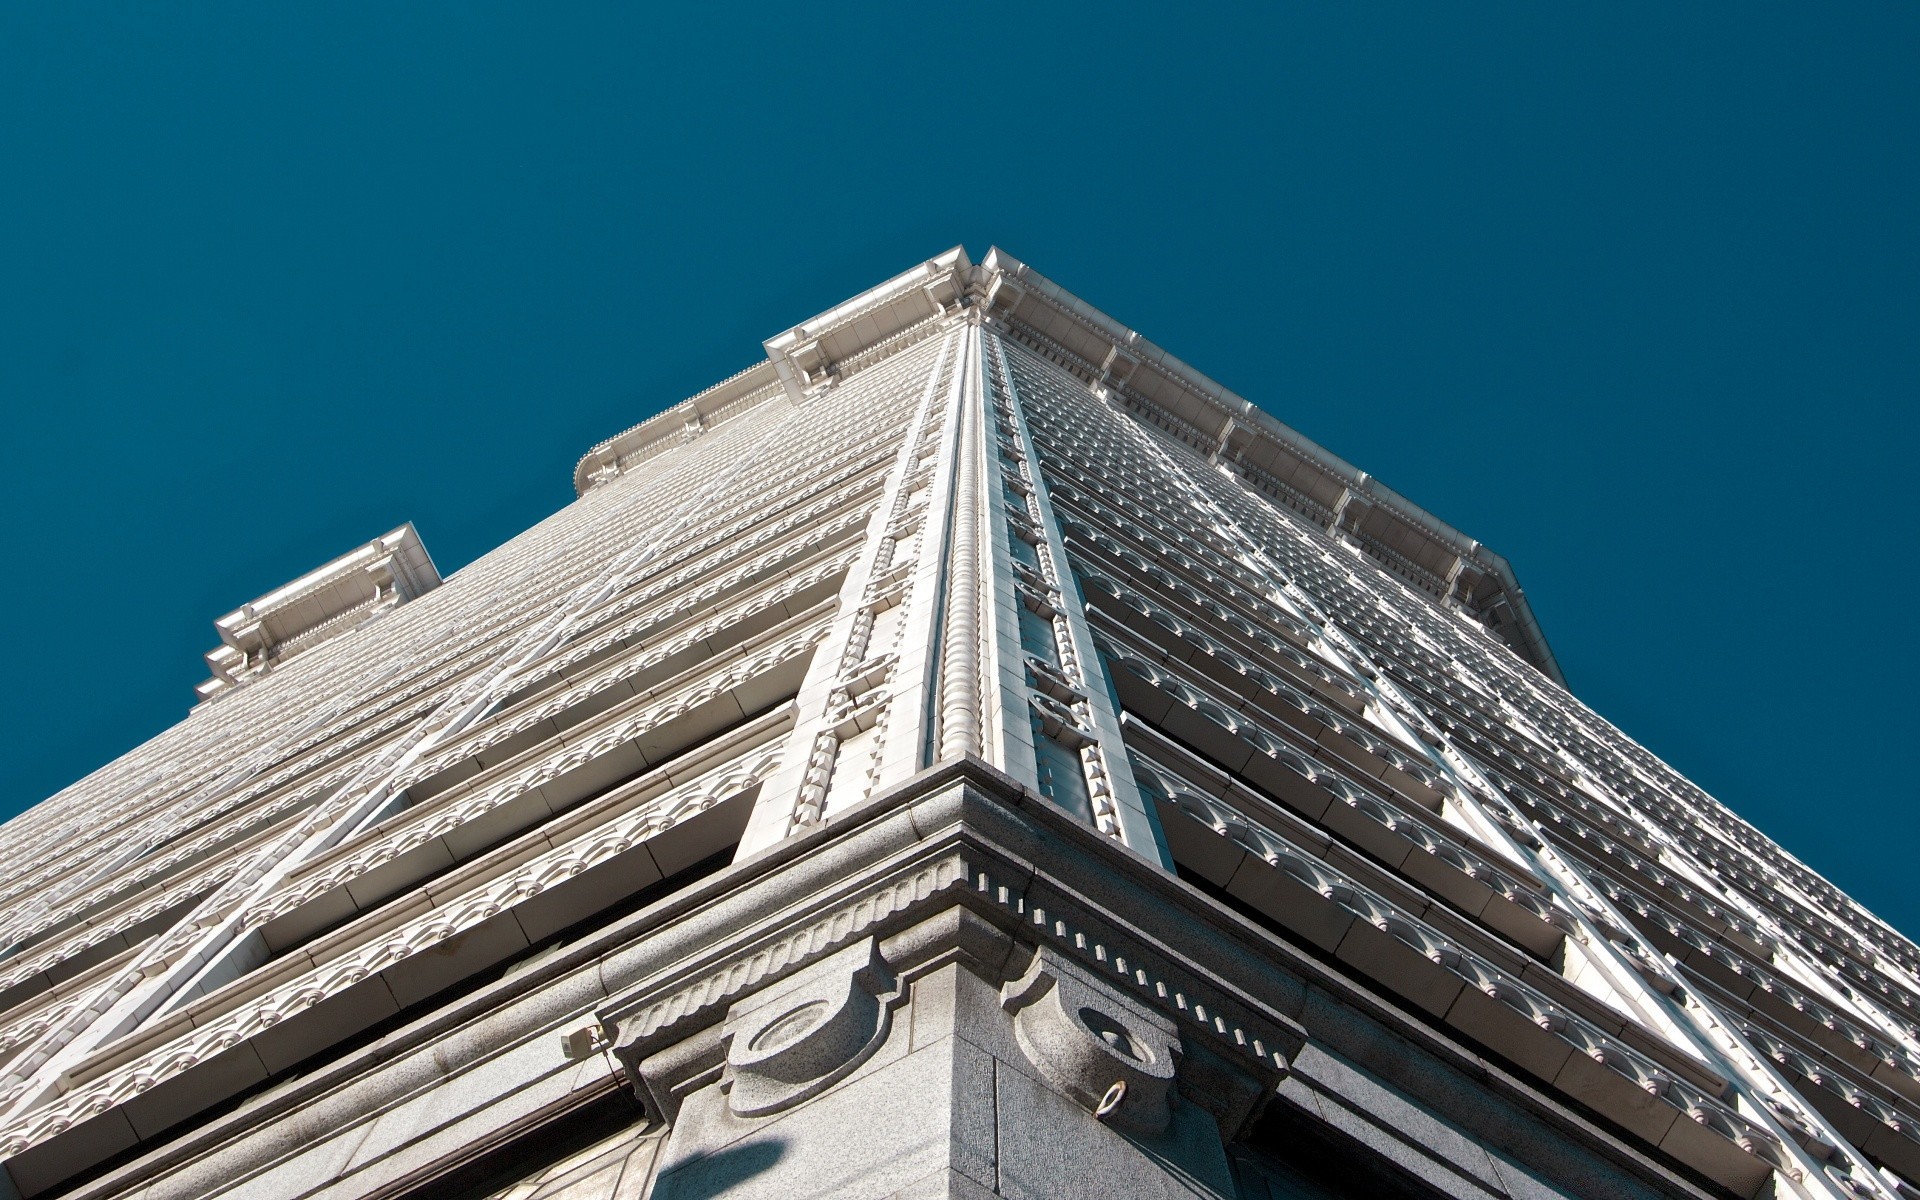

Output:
xmin=651 ymin=1138 xmax=790 ymax=1199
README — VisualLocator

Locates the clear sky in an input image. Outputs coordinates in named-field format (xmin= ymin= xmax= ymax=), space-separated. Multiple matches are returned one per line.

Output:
xmin=2 ymin=5 xmax=1915 ymax=933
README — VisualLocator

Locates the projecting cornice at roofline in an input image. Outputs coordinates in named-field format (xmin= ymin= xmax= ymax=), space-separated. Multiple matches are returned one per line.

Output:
xmin=574 ymin=247 xmax=1563 ymax=685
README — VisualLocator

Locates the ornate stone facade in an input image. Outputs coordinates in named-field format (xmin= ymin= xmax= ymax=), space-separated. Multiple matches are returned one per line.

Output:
xmin=0 ymin=249 xmax=1915 ymax=1199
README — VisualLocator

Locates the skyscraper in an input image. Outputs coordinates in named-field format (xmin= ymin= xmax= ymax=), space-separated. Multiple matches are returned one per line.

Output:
xmin=1 ymin=247 xmax=1914 ymax=1200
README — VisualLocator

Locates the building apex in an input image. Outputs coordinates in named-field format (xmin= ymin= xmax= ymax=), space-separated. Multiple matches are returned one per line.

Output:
xmin=573 ymin=247 xmax=1562 ymax=684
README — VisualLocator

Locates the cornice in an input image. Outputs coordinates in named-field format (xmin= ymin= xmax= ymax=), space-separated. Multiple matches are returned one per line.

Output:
xmin=196 ymin=524 xmax=443 ymax=705
xmin=571 ymin=248 xmax=1562 ymax=684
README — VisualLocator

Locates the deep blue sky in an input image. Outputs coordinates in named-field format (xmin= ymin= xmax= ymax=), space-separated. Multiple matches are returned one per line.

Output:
xmin=3 ymin=6 xmax=1915 ymax=933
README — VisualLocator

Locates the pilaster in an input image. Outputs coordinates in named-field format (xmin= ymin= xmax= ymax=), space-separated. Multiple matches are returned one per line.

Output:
xmin=979 ymin=328 xmax=1167 ymax=866
xmin=739 ymin=327 xmax=966 ymax=856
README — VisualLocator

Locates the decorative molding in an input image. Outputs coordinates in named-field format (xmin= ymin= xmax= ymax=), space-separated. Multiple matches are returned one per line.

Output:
xmin=935 ymin=329 xmax=985 ymax=763
xmin=610 ymin=785 xmax=1299 ymax=1113
xmin=0 ymin=749 xmax=780 ymax=1161
xmin=198 ymin=525 xmax=441 ymax=703
xmin=242 ymin=625 xmax=825 ymax=931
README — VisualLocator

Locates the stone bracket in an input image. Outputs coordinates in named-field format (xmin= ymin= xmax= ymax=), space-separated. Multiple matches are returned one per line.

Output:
xmin=1001 ymin=945 xmax=1181 ymax=1134
xmin=606 ymin=765 xmax=1306 ymax=1140
xmin=718 ymin=939 xmax=898 ymax=1119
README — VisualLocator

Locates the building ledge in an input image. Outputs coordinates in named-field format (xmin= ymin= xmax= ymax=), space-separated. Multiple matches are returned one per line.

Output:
xmin=195 ymin=524 xmax=440 ymax=705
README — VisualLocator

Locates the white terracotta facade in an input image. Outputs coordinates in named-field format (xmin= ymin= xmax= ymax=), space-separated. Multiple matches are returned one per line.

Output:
xmin=0 ymin=250 xmax=1914 ymax=1200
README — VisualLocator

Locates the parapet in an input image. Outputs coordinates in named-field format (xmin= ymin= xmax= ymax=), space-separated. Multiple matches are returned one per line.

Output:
xmin=195 ymin=523 xmax=440 ymax=704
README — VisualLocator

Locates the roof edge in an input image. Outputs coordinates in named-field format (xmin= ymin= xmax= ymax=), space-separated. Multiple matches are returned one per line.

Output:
xmin=976 ymin=247 xmax=1561 ymax=685
xmin=569 ymin=246 xmax=1562 ymax=685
